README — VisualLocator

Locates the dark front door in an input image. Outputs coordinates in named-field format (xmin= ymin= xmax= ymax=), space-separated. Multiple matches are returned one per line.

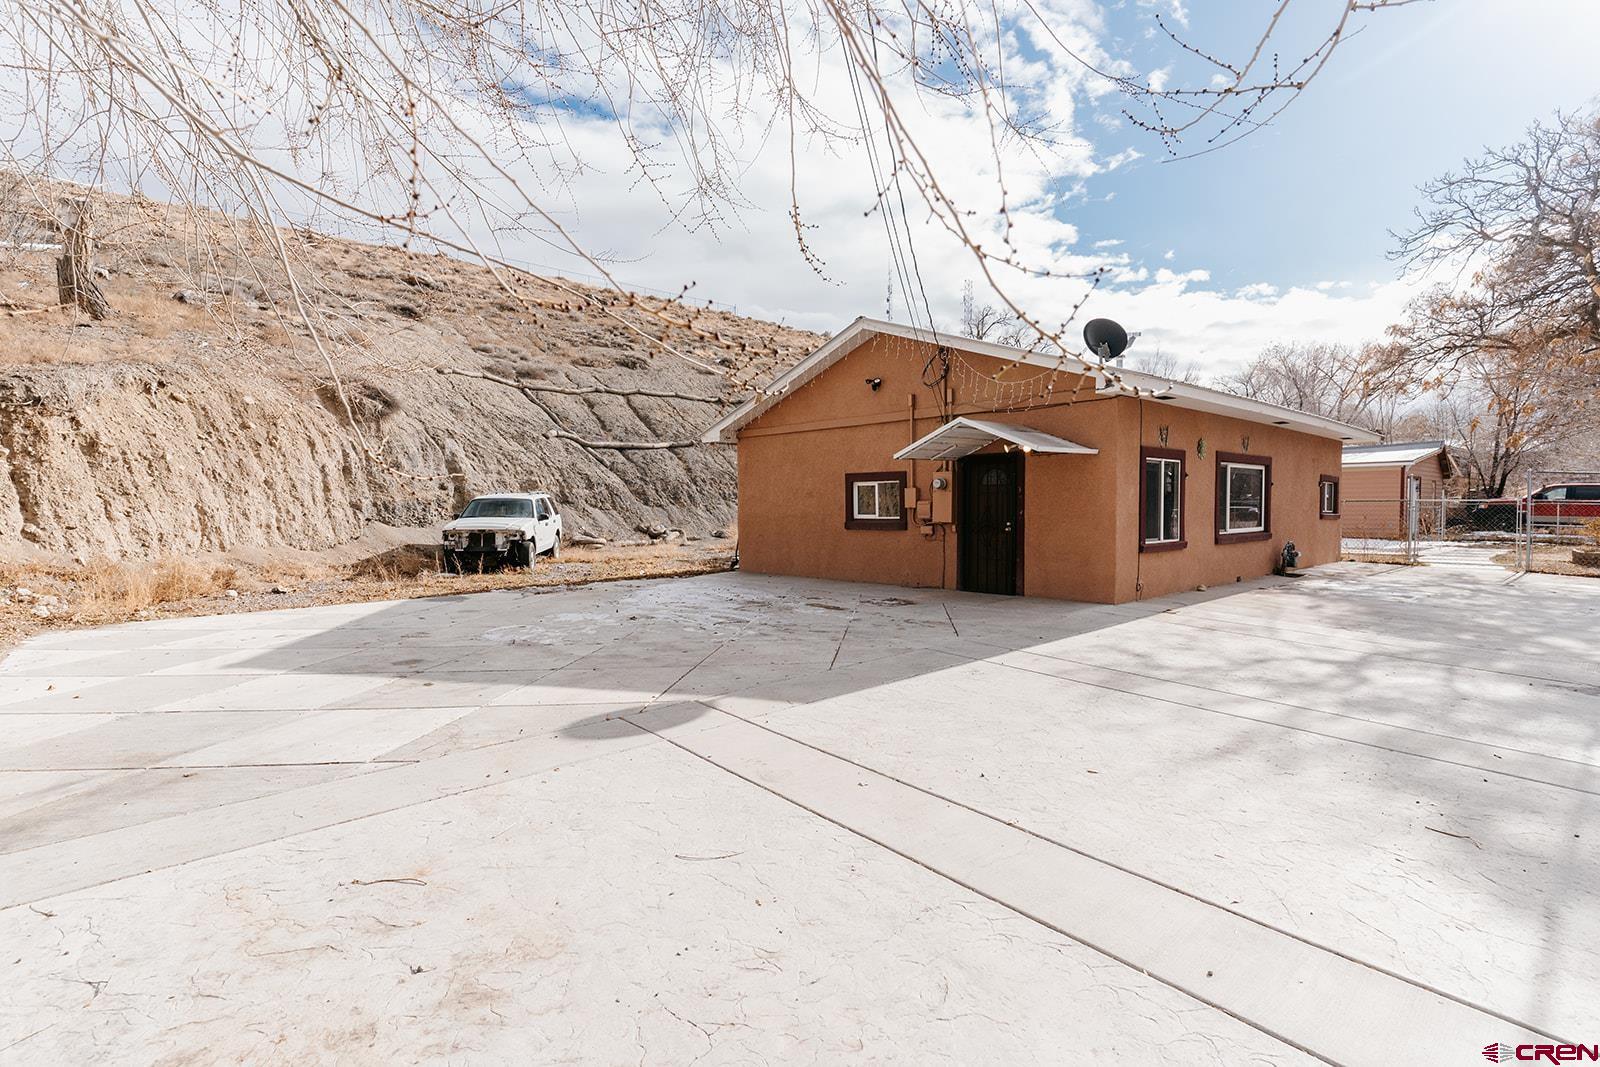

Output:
xmin=958 ymin=452 xmax=1022 ymax=595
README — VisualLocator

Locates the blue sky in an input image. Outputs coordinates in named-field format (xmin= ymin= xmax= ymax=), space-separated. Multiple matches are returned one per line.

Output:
xmin=1079 ymin=0 xmax=1600 ymax=293
xmin=471 ymin=0 xmax=1600 ymax=372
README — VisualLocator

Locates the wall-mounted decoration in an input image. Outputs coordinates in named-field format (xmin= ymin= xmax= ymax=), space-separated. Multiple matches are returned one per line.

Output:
xmin=1196 ymin=437 xmax=1207 ymax=459
xmin=1241 ymin=434 xmax=1251 ymax=452
xmin=1158 ymin=425 xmax=1170 ymax=446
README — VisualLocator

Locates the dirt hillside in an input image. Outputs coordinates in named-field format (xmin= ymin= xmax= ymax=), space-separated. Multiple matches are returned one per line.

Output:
xmin=0 ymin=194 xmax=819 ymax=561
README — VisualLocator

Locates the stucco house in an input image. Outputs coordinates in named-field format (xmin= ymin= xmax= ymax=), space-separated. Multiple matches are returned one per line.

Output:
xmin=1339 ymin=441 xmax=1457 ymax=539
xmin=704 ymin=318 xmax=1382 ymax=604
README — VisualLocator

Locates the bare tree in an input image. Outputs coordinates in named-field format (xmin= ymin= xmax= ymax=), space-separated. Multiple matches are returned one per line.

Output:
xmin=1124 ymin=349 xmax=1202 ymax=384
xmin=1217 ymin=341 xmax=1404 ymax=431
xmin=1409 ymin=345 xmax=1593 ymax=496
xmin=0 ymin=0 xmax=1402 ymax=450
xmin=1362 ymin=111 xmax=1600 ymax=489
xmin=1390 ymin=110 xmax=1600 ymax=381
xmin=54 ymin=198 xmax=112 ymax=319
xmin=959 ymin=281 xmax=1035 ymax=349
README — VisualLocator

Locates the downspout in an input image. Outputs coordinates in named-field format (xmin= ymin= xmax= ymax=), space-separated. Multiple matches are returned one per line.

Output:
xmin=1135 ymin=397 xmax=1145 ymax=600
xmin=907 ymin=392 xmax=917 ymax=489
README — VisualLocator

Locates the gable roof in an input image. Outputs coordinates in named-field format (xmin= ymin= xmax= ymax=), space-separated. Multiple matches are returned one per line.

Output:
xmin=1341 ymin=441 xmax=1450 ymax=469
xmin=702 ymin=317 xmax=1382 ymax=445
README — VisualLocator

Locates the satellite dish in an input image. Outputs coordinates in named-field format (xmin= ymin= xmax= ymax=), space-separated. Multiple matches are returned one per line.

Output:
xmin=1082 ymin=318 xmax=1130 ymax=361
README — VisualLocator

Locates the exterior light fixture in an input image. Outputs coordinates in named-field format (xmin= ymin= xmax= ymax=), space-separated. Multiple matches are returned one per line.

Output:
xmin=865 ymin=377 xmax=882 ymax=391
xmin=931 ymin=476 xmax=949 ymax=490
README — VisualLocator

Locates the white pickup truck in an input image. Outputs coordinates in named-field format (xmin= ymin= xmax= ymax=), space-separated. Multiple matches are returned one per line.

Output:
xmin=442 ymin=493 xmax=563 ymax=572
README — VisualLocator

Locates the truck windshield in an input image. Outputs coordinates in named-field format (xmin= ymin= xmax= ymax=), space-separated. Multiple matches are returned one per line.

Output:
xmin=460 ymin=498 xmax=534 ymax=518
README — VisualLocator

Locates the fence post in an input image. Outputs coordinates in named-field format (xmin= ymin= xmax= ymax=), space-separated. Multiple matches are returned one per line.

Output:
xmin=1523 ymin=470 xmax=1535 ymax=572
xmin=1406 ymin=488 xmax=1418 ymax=563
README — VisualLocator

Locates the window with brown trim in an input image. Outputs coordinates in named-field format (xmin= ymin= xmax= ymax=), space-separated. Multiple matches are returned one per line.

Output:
xmin=1215 ymin=451 xmax=1272 ymax=544
xmin=1140 ymin=446 xmax=1186 ymax=551
xmin=844 ymin=471 xmax=908 ymax=530
xmin=1319 ymin=475 xmax=1340 ymax=518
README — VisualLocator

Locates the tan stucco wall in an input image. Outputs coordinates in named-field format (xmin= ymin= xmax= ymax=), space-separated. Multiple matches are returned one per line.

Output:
xmin=1128 ymin=403 xmax=1343 ymax=600
xmin=735 ymin=334 xmax=1344 ymax=604
xmin=1340 ymin=454 xmax=1448 ymax=539
xmin=1341 ymin=465 xmax=1405 ymax=538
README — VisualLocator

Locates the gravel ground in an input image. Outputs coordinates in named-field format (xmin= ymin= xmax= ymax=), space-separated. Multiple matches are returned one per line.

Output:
xmin=0 ymin=541 xmax=734 ymax=654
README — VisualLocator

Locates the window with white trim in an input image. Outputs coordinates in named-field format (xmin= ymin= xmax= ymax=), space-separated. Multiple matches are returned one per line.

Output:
xmin=844 ymin=472 xmax=908 ymax=530
xmin=1220 ymin=462 xmax=1267 ymax=534
xmin=853 ymin=480 xmax=901 ymax=520
xmin=1142 ymin=456 xmax=1183 ymax=545
xmin=1319 ymin=477 xmax=1339 ymax=517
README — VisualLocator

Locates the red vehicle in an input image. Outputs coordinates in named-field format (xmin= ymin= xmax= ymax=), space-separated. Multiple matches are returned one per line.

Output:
xmin=1454 ymin=482 xmax=1600 ymax=532
xmin=1519 ymin=482 xmax=1600 ymax=527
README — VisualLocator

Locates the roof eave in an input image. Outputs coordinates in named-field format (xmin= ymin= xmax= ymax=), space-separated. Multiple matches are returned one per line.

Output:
xmin=1127 ymin=381 xmax=1382 ymax=444
xmin=702 ymin=317 xmax=1383 ymax=445
xmin=700 ymin=316 xmax=882 ymax=443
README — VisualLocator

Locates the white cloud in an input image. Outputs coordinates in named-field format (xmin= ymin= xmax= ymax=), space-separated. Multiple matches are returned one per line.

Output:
xmin=461 ymin=87 xmax=1426 ymax=376
xmin=307 ymin=1 xmax=1423 ymax=379
xmin=1138 ymin=0 xmax=1189 ymax=28
xmin=1079 ymin=276 xmax=1419 ymax=377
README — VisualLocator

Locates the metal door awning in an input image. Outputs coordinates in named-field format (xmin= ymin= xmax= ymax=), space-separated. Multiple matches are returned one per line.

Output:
xmin=893 ymin=417 xmax=1098 ymax=461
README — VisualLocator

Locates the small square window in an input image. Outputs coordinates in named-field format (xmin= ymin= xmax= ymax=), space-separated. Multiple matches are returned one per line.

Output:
xmin=844 ymin=472 xmax=908 ymax=530
xmin=853 ymin=480 xmax=902 ymax=519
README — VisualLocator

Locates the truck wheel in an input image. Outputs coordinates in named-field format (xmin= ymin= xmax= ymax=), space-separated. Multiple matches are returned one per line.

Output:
xmin=510 ymin=540 xmax=534 ymax=569
xmin=545 ymin=535 xmax=561 ymax=559
xmin=444 ymin=550 xmax=463 ymax=575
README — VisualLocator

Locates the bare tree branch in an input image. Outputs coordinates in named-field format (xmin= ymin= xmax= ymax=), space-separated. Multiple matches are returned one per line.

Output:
xmin=0 ymin=0 xmax=1402 ymax=454
xmin=1218 ymin=341 xmax=1405 ymax=432
xmin=1389 ymin=109 xmax=1600 ymax=383
xmin=436 ymin=366 xmax=722 ymax=404
xmin=542 ymin=428 xmax=722 ymax=451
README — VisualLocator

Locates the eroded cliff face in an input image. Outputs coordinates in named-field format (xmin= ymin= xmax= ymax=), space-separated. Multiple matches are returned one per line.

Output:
xmin=0 ymin=335 xmax=778 ymax=559
xmin=0 ymin=228 xmax=814 ymax=560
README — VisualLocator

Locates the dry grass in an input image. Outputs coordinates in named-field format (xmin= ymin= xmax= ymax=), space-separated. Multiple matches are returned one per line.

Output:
xmin=1 ymin=190 xmax=816 ymax=386
xmin=1490 ymin=547 xmax=1600 ymax=579
xmin=73 ymin=557 xmax=240 ymax=614
xmin=0 ymin=543 xmax=733 ymax=653
xmin=0 ymin=556 xmax=243 ymax=628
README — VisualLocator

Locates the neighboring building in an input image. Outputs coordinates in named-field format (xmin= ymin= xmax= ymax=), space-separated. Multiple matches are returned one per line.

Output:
xmin=704 ymin=318 xmax=1381 ymax=604
xmin=1339 ymin=441 xmax=1457 ymax=539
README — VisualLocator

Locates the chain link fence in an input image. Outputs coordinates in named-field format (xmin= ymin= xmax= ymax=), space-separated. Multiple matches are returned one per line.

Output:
xmin=1341 ymin=472 xmax=1600 ymax=576
xmin=1341 ymin=497 xmax=1519 ymax=566
xmin=1513 ymin=470 xmax=1600 ymax=577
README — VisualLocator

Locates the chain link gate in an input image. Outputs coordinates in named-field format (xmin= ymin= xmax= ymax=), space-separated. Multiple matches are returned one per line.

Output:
xmin=1342 ymin=495 xmax=1523 ymax=567
xmin=1515 ymin=469 xmax=1600 ymax=576
xmin=1342 ymin=470 xmax=1600 ymax=573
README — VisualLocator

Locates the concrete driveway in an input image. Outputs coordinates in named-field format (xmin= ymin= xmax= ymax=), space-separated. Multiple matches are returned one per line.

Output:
xmin=2 ymin=563 xmax=1597 ymax=1064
